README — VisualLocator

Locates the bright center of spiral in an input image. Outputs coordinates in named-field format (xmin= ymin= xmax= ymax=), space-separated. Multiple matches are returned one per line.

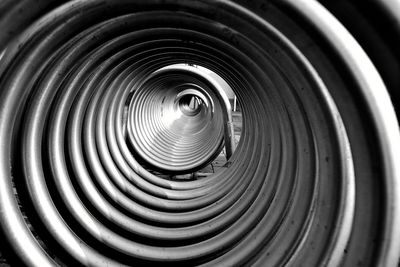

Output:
xmin=179 ymin=95 xmax=203 ymax=116
xmin=126 ymin=66 xmax=228 ymax=173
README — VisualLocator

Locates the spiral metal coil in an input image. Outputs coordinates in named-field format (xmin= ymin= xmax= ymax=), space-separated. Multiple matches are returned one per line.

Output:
xmin=126 ymin=66 xmax=229 ymax=173
xmin=0 ymin=0 xmax=400 ymax=267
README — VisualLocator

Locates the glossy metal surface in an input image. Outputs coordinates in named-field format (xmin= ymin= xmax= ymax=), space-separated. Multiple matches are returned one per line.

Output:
xmin=0 ymin=0 xmax=399 ymax=266
xmin=126 ymin=66 xmax=228 ymax=172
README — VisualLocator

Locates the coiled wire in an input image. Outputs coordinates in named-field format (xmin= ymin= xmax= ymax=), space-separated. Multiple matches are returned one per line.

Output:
xmin=127 ymin=67 xmax=226 ymax=173
xmin=0 ymin=1 xmax=399 ymax=267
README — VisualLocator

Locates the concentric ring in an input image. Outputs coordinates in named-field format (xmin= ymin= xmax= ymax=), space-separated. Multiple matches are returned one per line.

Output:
xmin=0 ymin=1 xmax=399 ymax=266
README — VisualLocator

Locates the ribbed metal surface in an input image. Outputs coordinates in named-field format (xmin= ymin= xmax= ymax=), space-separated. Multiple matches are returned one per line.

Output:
xmin=127 ymin=67 xmax=226 ymax=172
xmin=0 ymin=1 xmax=399 ymax=267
